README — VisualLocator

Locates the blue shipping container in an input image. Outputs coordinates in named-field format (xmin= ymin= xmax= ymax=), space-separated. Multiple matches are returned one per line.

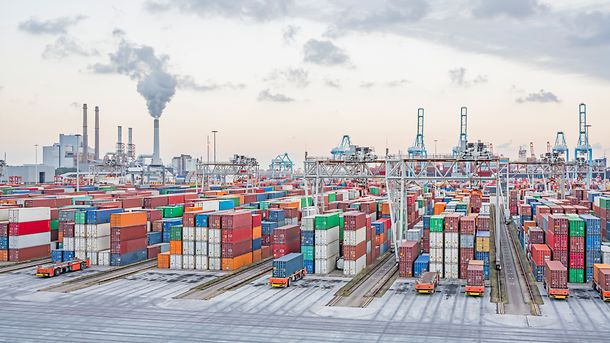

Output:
xmin=422 ymin=215 xmax=431 ymax=229
xmin=110 ymin=249 xmax=147 ymax=266
xmin=0 ymin=237 xmax=7 ymax=250
xmin=268 ymin=209 xmax=286 ymax=222
xmin=256 ymin=193 xmax=267 ymax=202
xmin=272 ymin=253 xmax=304 ymax=278
xmin=301 ymin=231 xmax=315 ymax=246
xmin=304 ymin=259 xmax=315 ymax=274
xmin=147 ymin=231 xmax=163 ymax=245
xmin=413 ymin=254 xmax=430 ymax=277
xmin=85 ymin=208 xmax=124 ymax=224
xmin=219 ymin=200 xmax=234 ymax=210
xmin=162 ymin=218 xmax=183 ymax=231
xmin=474 ymin=251 xmax=490 ymax=263
xmin=252 ymin=238 xmax=262 ymax=251
xmin=51 ymin=250 xmax=63 ymax=263
xmin=195 ymin=213 xmax=209 ymax=227
xmin=62 ymin=250 xmax=75 ymax=261
xmin=262 ymin=221 xmax=278 ymax=235
xmin=372 ymin=221 xmax=385 ymax=235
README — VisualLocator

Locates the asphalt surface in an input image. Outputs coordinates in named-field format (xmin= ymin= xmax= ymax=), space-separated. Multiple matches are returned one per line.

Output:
xmin=499 ymin=219 xmax=531 ymax=315
xmin=0 ymin=262 xmax=609 ymax=341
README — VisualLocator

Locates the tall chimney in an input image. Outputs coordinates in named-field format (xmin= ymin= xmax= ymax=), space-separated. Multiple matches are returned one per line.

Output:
xmin=82 ymin=104 xmax=88 ymax=164
xmin=94 ymin=106 xmax=100 ymax=161
xmin=117 ymin=126 xmax=123 ymax=145
xmin=128 ymin=127 xmax=132 ymax=145
xmin=153 ymin=118 xmax=160 ymax=164
xmin=127 ymin=127 xmax=135 ymax=161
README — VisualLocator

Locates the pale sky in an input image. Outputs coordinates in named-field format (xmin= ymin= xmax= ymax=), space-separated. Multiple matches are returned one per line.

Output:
xmin=1 ymin=0 xmax=610 ymax=167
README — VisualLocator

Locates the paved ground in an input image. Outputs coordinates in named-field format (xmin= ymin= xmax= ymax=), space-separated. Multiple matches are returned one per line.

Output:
xmin=0 ymin=266 xmax=609 ymax=342
xmin=499 ymin=219 xmax=531 ymax=315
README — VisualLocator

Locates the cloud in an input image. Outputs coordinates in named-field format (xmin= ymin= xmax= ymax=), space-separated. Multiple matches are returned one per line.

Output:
xmin=144 ymin=0 xmax=293 ymax=21
xmin=496 ymin=140 xmax=513 ymax=150
xmin=89 ymin=40 xmax=177 ymax=118
xmin=449 ymin=67 xmax=488 ymax=87
xmin=178 ymin=75 xmax=245 ymax=92
xmin=303 ymin=39 xmax=350 ymax=66
xmin=42 ymin=36 xmax=98 ymax=59
xmin=359 ymin=82 xmax=375 ymax=88
xmin=257 ymin=89 xmax=294 ymax=103
xmin=282 ymin=25 xmax=300 ymax=44
xmin=265 ymin=68 xmax=309 ymax=88
xmin=324 ymin=77 xmax=341 ymax=88
xmin=70 ymin=102 xmax=80 ymax=109
xmin=18 ymin=15 xmax=86 ymax=35
xmin=386 ymin=79 xmax=409 ymax=87
xmin=516 ymin=89 xmax=560 ymax=103
xmin=112 ymin=28 xmax=126 ymax=38
xmin=567 ymin=11 xmax=610 ymax=46
xmin=472 ymin=0 xmax=547 ymax=19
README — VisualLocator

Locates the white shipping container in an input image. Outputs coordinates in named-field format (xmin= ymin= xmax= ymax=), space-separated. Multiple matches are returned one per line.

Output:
xmin=8 ymin=232 xmax=50 ymax=249
xmin=8 ymin=207 xmax=50 ymax=223
xmin=286 ymin=218 xmax=298 ymax=225
xmin=183 ymin=227 xmax=196 ymax=241
xmin=183 ymin=255 xmax=196 ymax=269
xmin=195 ymin=227 xmax=208 ymax=242
xmin=444 ymin=232 xmax=459 ymax=249
xmin=209 ymin=243 xmax=221 ymax=258
xmin=430 ymin=261 xmax=444 ymax=275
xmin=195 ymin=241 xmax=208 ymax=255
xmin=430 ymin=232 xmax=444 ymax=249
xmin=183 ymin=240 xmax=195 ymax=255
xmin=98 ymin=250 xmax=110 ymax=266
xmin=208 ymin=228 xmax=221 ymax=244
xmin=75 ymin=250 xmax=87 ymax=260
xmin=159 ymin=243 xmax=170 ymax=253
xmin=406 ymin=229 xmax=422 ymax=242
xmin=315 ymin=226 xmax=340 ymax=245
xmin=147 ymin=221 xmax=151 ymax=233
xmin=0 ymin=209 xmax=9 ymax=221
xmin=315 ymin=242 xmax=340 ymax=259
xmin=302 ymin=207 xmax=319 ymax=218
xmin=343 ymin=227 xmax=366 ymax=246
xmin=209 ymin=257 xmax=221 ymax=270
xmin=602 ymin=245 xmax=610 ymax=264
xmin=301 ymin=216 xmax=315 ymax=231
xmin=430 ymin=247 xmax=443 ymax=262
xmin=75 ymin=237 xmax=87 ymax=251
xmin=343 ymin=255 xmax=366 ymax=276
xmin=444 ymin=263 xmax=459 ymax=279
xmin=63 ymin=237 xmax=75 ymax=251
xmin=315 ymin=255 xmax=337 ymax=274
xmin=86 ymin=235 xmax=110 ymax=251
xmin=444 ymin=247 xmax=459 ymax=264
xmin=170 ymin=254 xmax=183 ymax=269
xmin=194 ymin=200 xmax=220 ymax=212
xmin=86 ymin=223 xmax=110 ymax=238
xmin=89 ymin=252 xmax=98 ymax=265
xmin=75 ymin=224 xmax=86 ymax=238
xmin=195 ymin=255 xmax=208 ymax=270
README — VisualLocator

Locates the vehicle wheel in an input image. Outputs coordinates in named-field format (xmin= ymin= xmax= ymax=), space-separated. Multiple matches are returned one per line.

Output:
xmin=54 ymin=269 xmax=60 ymax=276
xmin=81 ymin=262 xmax=86 ymax=270
xmin=286 ymin=280 xmax=290 ymax=287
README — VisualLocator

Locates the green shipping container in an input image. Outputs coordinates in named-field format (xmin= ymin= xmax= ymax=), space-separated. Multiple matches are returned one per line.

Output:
xmin=568 ymin=217 xmax=585 ymax=237
xmin=339 ymin=214 xmax=345 ymax=241
xmin=260 ymin=201 xmax=270 ymax=210
xmin=74 ymin=211 xmax=86 ymax=224
xmin=600 ymin=197 xmax=610 ymax=209
xmin=315 ymin=213 xmax=340 ymax=230
xmin=370 ymin=187 xmax=380 ymax=195
xmin=159 ymin=206 xmax=184 ymax=218
xmin=224 ymin=196 xmax=240 ymax=208
xmin=170 ymin=226 xmax=183 ymax=241
xmin=569 ymin=268 xmax=584 ymax=283
xmin=50 ymin=219 xmax=59 ymax=230
xmin=300 ymin=197 xmax=313 ymax=208
xmin=301 ymin=246 xmax=314 ymax=260
xmin=328 ymin=192 xmax=337 ymax=203
xmin=430 ymin=215 xmax=445 ymax=232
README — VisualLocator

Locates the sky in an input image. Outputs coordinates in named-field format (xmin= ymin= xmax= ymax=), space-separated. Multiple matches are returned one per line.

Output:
xmin=1 ymin=0 xmax=610 ymax=168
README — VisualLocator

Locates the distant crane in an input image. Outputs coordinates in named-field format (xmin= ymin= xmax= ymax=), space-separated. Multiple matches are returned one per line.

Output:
xmin=408 ymin=108 xmax=427 ymax=158
xmin=331 ymin=135 xmax=352 ymax=159
xmin=270 ymin=153 xmax=293 ymax=178
xmin=452 ymin=107 xmax=468 ymax=157
xmin=574 ymin=103 xmax=592 ymax=161
xmin=552 ymin=131 xmax=568 ymax=161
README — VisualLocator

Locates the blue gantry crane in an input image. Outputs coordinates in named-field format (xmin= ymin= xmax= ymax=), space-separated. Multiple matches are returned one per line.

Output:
xmin=452 ymin=107 xmax=468 ymax=157
xmin=331 ymin=135 xmax=352 ymax=159
xmin=408 ymin=108 xmax=427 ymax=158
xmin=574 ymin=103 xmax=592 ymax=161
xmin=270 ymin=153 xmax=293 ymax=178
xmin=552 ymin=131 xmax=569 ymax=161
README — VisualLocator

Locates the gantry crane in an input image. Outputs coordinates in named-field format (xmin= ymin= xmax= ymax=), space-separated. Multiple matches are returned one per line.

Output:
xmin=407 ymin=108 xmax=427 ymax=158
xmin=270 ymin=153 xmax=294 ymax=178
xmin=552 ymin=131 xmax=568 ymax=161
xmin=331 ymin=135 xmax=352 ymax=160
xmin=452 ymin=107 xmax=468 ymax=157
xmin=574 ymin=103 xmax=593 ymax=187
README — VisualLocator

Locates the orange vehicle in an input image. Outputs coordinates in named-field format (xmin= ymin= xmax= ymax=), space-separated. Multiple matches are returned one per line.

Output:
xmin=415 ymin=272 xmax=439 ymax=294
xmin=269 ymin=268 xmax=306 ymax=288
xmin=593 ymin=264 xmax=610 ymax=301
xmin=36 ymin=259 xmax=91 ymax=277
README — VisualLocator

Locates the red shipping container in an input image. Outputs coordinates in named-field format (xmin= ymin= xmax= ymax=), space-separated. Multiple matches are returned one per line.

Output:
xmin=50 ymin=208 xmax=59 ymax=220
xmin=222 ymin=239 xmax=252 ymax=258
xmin=60 ymin=222 xmax=75 ymax=238
xmin=569 ymin=252 xmax=585 ymax=268
xmin=422 ymin=228 xmax=430 ymax=253
xmin=528 ymin=227 xmax=545 ymax=244
xmin=182 ymin=211 xmax=203 ymax=227
xmin=221 ymin=211 xmax=252 ymax=230
xmin=9 ymin=244 xmax=50 ymax=261
xmin=554 ymin=250 xmax=568 ymax=267
xmin=273 ymin=241 xmax=300 ymax=258
xmin=251 ymin=214 xmax=262 ymax=228
xmin=477 ymin=215 xmax=490 ymax=231
xmin=344 ymin=241 xmax=367 ymax=261
xmin=444 ymin=213 xmax=461 ymax=233
xmin=8 ymin=220 xmax=50 ymax=236
xmin=467 ymin=262 xmax=484 ymax=286
xmin=152 ymin=220 xmax=163 ymax=232
xmin=344 ymin=212 xmax=367 ymax=230
xmin=143 ymin=196 xmax=169 ymax=209
xmin=167 ymin=194 xmax=185 ymax=205
xmin=0 ymin=222 xmax=8 ymax=236
xmin=531 ymin=244 xmax=552 ymax=266
xmin=544 ymin=260 xmax=567 ymax=289
xmin=111 ymin=237 xmax=147 ymax=254
xmin=222 ymin=227 xmax=252 ymax=243
xmin=547 ymin=215 xmax=568 ymax=234
xmin=110 ymin=225 xmax=147 ymax=242
xmin=569 ymin=236 xmax=584 ymax=253
xmin=209 ymin=214 xmax=222 ymax=229
xmin=121 ymin=197 xmax=144 ymax=208
xmin=272 ymin=225 xmax=300 ymax=244
xmin=147 ymin=244 xmax=161 ymax=259
xmin=459 ymin=216 xmax=476 ymax=235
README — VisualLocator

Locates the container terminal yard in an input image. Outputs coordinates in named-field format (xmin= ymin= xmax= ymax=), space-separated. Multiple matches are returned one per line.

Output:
xmin=3 ymin=2 xmax=610 ymax=342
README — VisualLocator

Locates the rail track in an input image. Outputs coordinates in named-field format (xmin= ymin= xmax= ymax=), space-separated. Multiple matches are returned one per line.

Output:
xmin=0 ymin=258 xmax=51 ymax=274
xmin=176 ymin=258 xmax=273 ymax=300
xmin=327 ymin=252 xmax=397 ymax=307
xmin=40 ymin=259 xmax=156 ymax=293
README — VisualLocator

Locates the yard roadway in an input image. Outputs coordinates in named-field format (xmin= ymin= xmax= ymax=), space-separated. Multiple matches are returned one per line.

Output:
xmin=0 ymin=299 xmax=608 ymax=342
xmin=499 ymin=218 xmax=531 ymax=315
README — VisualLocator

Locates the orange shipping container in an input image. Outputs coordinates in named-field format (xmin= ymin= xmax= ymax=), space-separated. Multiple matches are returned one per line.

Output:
xmin=261 ymin=245 xmax=272 ymax=259
xmin=169 ymin=241 xmax=183 ymax=255
xmin=252 ymin=226 xmax=262 ymax=239
xmin=434 ymin=202 xmax=446 ymax=215
xmin=185 ymin=206 xmax=203 ymax=213
xmin=110 ymin=212 xmax=148 ymax=227
xmin=381 ymin=202 xmax=391 ymax=215
xmin=221 ymin=252 xmax=253 ymax=271
xmin=280 ymin=201 xmax=300 ymax=210
xmin=157 ymin=252 xmax=170 ymax=268
xmin=0 ymin=250 xmax=7 ymax=262
xmin=252 ymin=249 xmax=262 ymax=262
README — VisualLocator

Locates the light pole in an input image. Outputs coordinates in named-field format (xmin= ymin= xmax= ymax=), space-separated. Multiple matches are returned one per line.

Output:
xmin=212 ymin=130 xmax=218 ymax=163
xmin=75 ymin=134 xmax=81 ymax=192
xmin=34 ymin=144 xmax=38 ymax=184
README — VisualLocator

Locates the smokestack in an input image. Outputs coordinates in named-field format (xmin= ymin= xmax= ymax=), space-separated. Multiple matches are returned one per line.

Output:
xmin=94 ymin=106 xmax=99 ymax=161
xmin=82 ymin=104 xmax=88 ymax=164
xmin=117 ymin=126 xmax=123 ymax=144
xmin=128 ymin=127 xmax=132 ymax=145
xmin=153 ymin=118 xmax=161 ymax=164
